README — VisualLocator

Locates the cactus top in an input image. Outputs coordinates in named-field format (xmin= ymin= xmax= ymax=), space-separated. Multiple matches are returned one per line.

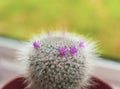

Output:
xmin=18 ymin=31 xmax=98 ymax=89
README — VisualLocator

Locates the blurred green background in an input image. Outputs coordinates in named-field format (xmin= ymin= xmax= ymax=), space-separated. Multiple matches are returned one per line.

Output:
xmin=0 ymin=0 xmax=120 ymax=61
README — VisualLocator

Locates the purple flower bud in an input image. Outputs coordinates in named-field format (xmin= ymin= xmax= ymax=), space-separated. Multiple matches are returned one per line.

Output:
xmin=70 ymin=46 xmax=77 ymax=54
xmin=79 ymin=41 xmax=85 ymax=47
xmin=33 ymin=41 xmax=40 ymax=49
xmin=47 ymin=30 xmax=51 ymax=37
xmin=58 ymin=46 xmax=68 ymax=55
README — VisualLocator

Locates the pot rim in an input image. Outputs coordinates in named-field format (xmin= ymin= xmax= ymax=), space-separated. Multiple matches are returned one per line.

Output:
xmin=1 ymin=76 xmax=112 ymax=89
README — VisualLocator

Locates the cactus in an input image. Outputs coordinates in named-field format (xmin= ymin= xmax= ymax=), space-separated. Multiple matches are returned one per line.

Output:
xmin=18 ymin=31 xmax=98 ymax=89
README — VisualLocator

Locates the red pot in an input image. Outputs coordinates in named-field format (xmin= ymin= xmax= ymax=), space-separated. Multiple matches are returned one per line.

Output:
xmin=1 ymin=76 xmax=112 ymax=89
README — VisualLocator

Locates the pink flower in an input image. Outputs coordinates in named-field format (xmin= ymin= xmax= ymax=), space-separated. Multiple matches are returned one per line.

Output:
xmin=79 ymin=41 xmax=85 ymax=47
xmin=58 ymin=46 xmax=68 ymax=55
xmin=69 ymin=46 xmax=77 ymax=54
xmin=33 ymin=41 xmax=40 ymax=49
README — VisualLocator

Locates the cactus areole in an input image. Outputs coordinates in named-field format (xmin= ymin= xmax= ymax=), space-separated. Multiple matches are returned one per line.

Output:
xmin=18 ymin=31 xmax=99 ymax=89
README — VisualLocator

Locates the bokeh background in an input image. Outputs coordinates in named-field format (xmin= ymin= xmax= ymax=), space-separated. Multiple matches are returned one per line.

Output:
xmin=0 ymin=0 xmax=120 ymax=61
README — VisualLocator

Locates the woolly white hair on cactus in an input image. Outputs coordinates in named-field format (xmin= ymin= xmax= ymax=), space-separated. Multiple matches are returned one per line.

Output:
xmin=17 ymin=31 xmax=98 ymax=89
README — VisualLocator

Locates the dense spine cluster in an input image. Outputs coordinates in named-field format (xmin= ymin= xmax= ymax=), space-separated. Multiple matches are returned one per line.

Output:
xmin=18 ymin=32 xmax=98 ymax=89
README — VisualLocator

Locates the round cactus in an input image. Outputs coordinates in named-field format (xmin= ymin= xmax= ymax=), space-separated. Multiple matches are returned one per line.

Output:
xmin=18 ymin=31 xmax=98 ymax=89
